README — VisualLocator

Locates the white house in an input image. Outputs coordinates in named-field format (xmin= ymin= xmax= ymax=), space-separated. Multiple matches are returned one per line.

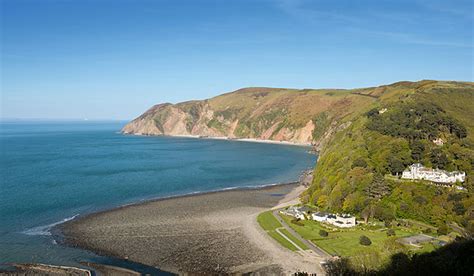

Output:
xmin=402 ymin=163 xmax=465 ymax=184
xmin=280 ymin=206 xmax=306 ymax=220
xmin=327 ymin=214 xmax=356 ymax=228
xmin=312 ymin=212 xmax=356 ymax=228
xmin=312 ymin=211 xmax=329 ymax=222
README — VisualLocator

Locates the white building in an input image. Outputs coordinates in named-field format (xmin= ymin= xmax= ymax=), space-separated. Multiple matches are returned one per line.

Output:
xmin=312 ymin=212 xmax=356 ymax=228
xmin=312 ymin=212 xmax=328 ymax=222
xmin=401 ymin=163 xmax=465 ymax=184
xmin=280 ymin=206 xmax=306 ymax=220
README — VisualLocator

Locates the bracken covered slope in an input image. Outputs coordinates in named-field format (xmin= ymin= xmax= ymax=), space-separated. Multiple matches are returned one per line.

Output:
xmin=122 ymin=86 xmax=377 ymax=146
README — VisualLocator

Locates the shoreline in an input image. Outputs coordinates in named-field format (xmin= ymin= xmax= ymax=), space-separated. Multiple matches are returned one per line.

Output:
xmin=56 ymin=180 xmax=323 ymax=275
xmin=51 ymin=181 xmax=299 ymax=232
xmin=125 ymin=132 xmax=313 ymax=147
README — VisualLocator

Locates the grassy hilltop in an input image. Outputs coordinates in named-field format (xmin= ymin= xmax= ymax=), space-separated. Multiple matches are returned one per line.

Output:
xmin=124 ymin=80 xmax=474 ymax=233
xmin=122 ymin=86 xmax=377 ymax=146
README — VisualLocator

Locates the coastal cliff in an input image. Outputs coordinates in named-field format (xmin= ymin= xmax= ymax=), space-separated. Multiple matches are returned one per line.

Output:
xmin=122 ymin=87 xmax=377 ymax=146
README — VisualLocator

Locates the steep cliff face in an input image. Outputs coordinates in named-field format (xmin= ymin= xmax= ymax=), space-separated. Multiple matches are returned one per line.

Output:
xmin=122 ymin=86 xmax=380 ymax=145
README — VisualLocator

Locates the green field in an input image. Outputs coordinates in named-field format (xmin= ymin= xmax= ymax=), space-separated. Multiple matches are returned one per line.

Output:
xmin=280 ymin=228 xmax=309 ymax=250
xmin=267 ymin=231 xmax=298 ymax=251
xmin=257 ymin=211 xmax=308 ymax=251
xmin=280 ymin=215 xmax=435 ymax=257
xmin=257 ymin=211 xmax=282 ymax=231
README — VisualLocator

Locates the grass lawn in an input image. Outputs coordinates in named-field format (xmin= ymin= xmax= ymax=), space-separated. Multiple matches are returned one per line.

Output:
xmin=280 ymin=215 xmax=417 ymax=257
xmin=268 ymin=231 xmax=297 ymax=251
xmin=257 ymin=211 xmax=308 ymax=251
xmin=257 ymin=211 xmax=282 ymax=231
xmin=280 ymin=228 xmax=309 ymax=250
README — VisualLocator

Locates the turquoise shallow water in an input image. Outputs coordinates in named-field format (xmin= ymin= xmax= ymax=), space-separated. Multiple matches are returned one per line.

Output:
xmin=0 ymin=121 xmax=316 ymax=269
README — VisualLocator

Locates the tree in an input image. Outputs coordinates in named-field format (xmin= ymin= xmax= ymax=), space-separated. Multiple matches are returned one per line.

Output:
xmin=365 ymin=174 xmax=390 ymax=199
xmin=319 ymin=230 xmax=329 ymax=237
xmin=366 ymin=108 xmax=379 ymax=118
xmin=388 ymin=156 xmax=405 ymax=175
xmin=430 ymin=148 xmax=449 ymax=169
xmin=453 ymin=202 xmax=466 ymax=215
xmin=322 ymin=258 xmax=355 ymax=276
xmin=410 ymin=140 xmax=425 ymax=161
xmin=317 ymin=195 xmax=328 ymax=207
xmin=359 ymin=235 xmax=372 ymax=246
xmin=437 ymin=224 xmax=448 ymax=235
xmin=361 ymin=205 xmax=374 ymax=223
xmin=387 ymin=229 xmax=396 ymax=236
xmin=374 ymin=204 xmax=395 ymax=222
xmin=352 ymin=158 xmax=368 ymax=168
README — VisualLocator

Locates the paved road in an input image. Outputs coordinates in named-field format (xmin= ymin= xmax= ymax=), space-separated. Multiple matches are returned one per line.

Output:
xmin=272 ymin=209 xmax=331 ymax=258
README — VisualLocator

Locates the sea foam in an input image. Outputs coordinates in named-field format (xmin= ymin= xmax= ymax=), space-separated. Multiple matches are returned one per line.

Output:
xmin=22 ymin=214 xmax=78 ymax=236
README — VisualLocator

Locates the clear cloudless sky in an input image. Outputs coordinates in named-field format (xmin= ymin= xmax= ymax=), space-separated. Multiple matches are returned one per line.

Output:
xmin=1 ymin=0 xmax=473 ymax=120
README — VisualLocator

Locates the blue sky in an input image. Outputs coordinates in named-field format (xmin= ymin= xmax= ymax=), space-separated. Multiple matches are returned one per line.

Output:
xmin=1 ymin=0 xmax=473 ymax=120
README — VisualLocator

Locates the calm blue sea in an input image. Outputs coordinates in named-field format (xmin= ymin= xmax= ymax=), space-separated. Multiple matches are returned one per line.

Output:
xmin=0 ymin=121 xmax=316 ymax=270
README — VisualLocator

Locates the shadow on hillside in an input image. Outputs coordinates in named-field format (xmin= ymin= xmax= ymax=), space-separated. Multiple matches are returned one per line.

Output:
xmin=323 ymin=238 xmax=474 ymax=276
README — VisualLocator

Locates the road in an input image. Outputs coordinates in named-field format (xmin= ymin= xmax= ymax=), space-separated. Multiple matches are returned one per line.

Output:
xmin=272 ymin=210 xmax=331 ymax=258
xmin=275 ymin=228 xmax=306 ymax=251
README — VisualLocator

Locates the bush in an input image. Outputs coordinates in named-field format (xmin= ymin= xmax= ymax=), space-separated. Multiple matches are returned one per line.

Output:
xmin=453 ymin=202 xmax=466 ymax=215
xmin=319 ymin=229 xmax=329 ymax=237
xmin=359 ymin=235 xmax=372 ymax=246
xmin=352 ymin=158 xmax=368 ymax=168
xmin=291 ymin=218 xmax=304 ymax=226
xmin=437 ymin=225 xmax=448 ymax=235
xmin=422 ymin=228 xmax=432 ymax=234
xmin=387 ymin=229 xmax=396 ymax=236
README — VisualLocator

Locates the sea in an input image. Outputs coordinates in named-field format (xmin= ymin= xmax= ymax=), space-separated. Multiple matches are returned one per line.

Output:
xmin=0 ymin=120 xmax=316 ymax=272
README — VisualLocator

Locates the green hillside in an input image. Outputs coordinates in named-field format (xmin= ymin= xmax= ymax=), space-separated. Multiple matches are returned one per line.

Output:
xmin=124 ymin=80 xmax=473 ymax=233
xmin=305 ymin=80 xmax=474 ymax=233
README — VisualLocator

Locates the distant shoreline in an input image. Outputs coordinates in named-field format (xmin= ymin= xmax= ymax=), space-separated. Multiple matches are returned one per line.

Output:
xmin=125 ymin=132 xmax=313 ymax=147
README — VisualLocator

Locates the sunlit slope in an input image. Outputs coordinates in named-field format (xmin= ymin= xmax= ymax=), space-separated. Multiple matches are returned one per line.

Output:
xmin=305 ymin=80 xmax=474 ymax=233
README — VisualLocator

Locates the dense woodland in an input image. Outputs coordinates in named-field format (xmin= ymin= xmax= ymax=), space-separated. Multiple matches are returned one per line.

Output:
xmin=305 ymin=84 xmax=474 ymax=234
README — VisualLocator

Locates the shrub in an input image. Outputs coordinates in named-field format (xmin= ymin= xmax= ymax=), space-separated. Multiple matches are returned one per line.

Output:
xmin=291 ymin=218 xmax=304 ymax=226
xmin=387 ymin=229 xmax=396 ymax=236
xmin=422 ymin=228 xmax=432 ymax=234
xmin=359 ymin=235 xmax=372 ymax=246
xmin=319 ymin=229 xmax=329 ymax=237
xmin=437 ymin=225 xmax=448 ymax=235
xmin=453 ymin=202 xmax=466 ymax=215
xmin=352 ymin=158 xmax=368 ymax=168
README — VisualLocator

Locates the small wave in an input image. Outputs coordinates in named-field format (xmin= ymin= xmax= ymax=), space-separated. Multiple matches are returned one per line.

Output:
xmin=21 ymin=214 xmax=79 ymax=236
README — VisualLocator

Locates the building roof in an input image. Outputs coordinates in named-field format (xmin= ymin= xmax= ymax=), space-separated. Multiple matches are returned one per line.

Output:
xmin=298 ymin=206 xmax=312 ymax=212
xmin=339 ymin=214 xmax=354 ymax=218
xmin=313 ymin=211 xmax=329 ymax=217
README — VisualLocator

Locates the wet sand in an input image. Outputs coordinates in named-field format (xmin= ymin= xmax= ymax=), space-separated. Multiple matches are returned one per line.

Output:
xmin=59 ymin=183 xmax=324 ymax=275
